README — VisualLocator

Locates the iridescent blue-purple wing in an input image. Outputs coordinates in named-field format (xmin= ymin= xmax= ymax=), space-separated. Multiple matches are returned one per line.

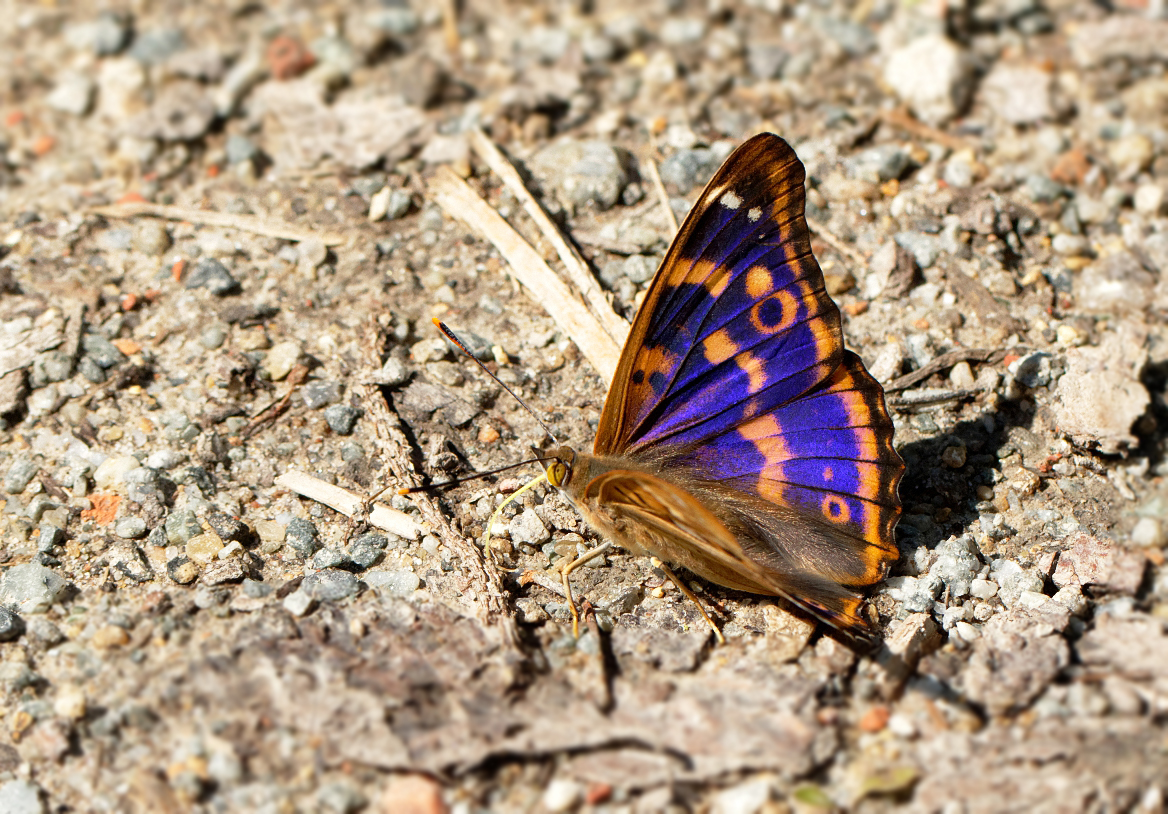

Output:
xmin=593 ymin=133 xmax=902 ymax=611
xmin=594 ymin=133 xmax=844 ymax=457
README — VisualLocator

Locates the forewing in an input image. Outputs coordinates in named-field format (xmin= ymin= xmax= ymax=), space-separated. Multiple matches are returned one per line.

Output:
xmin=594 ymin=133 xmax=843 ymax=456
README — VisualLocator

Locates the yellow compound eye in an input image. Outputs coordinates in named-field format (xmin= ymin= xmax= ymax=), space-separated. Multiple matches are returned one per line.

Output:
xmin=547 ymin=462 xmax=567 ymax=488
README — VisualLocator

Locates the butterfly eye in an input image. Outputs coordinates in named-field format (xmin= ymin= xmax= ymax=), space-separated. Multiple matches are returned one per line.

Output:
xmin=547 ymin=461 xmax=568 ymax=488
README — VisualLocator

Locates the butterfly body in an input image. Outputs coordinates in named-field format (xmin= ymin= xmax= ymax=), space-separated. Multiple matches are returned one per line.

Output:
xmin=543 ymin=133 xmax=904 ymax=645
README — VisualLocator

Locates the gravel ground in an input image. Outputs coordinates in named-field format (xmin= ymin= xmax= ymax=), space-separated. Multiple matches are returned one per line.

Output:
xmin=1 ymin=1 xmax=1167 ymax=812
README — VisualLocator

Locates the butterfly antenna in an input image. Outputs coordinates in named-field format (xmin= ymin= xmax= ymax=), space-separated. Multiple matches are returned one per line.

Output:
xmin=432 ymin=318 xmax=559 ymax=444
xmin=396 ymin=457 xmax=544 ymax=494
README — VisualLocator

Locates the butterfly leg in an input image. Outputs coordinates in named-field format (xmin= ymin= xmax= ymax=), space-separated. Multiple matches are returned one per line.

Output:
xmin=651 ymin=557 xmax=726 ymax=645
xmin=560 ymin=541 xmax=614 ymax=637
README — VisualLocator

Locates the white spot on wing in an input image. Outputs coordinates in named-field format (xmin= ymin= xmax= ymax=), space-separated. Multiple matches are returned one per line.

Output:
xmin=747 ymin=207 xmax=762 ymax=222
xmin=719 ymin=190 xmax=742 ymax=210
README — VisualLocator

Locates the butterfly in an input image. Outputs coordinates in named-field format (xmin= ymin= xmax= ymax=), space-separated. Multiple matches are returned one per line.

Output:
xmin=540 ymin=133 xmax=904 ymax=646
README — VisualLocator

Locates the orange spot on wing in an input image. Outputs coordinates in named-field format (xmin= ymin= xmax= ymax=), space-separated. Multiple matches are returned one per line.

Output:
xmin=749 ymin=288 xmax=799 ymax=335
xmin=822 ymin=495 xmax=851 ymax=524
xmin=735 ymin=349 xmax=768 ymax=393
xmin=745 ymin=265 xmax=773 ymax=299
xmin=738 ymin=415 xmax=791 ymax=505
xmin=702 ymin=328 xmax=739 ymax=365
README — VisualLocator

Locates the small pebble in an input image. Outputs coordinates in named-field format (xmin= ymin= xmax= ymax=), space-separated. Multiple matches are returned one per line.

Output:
xmin=312 ymin=547 xmax=348 ymax=570
xmin=165 ymin=510 xmax=204 ymax=545
xmin=323 ymin=405 xmax=360 ymax=434
xmin=53 ymin=686 xmax=86 ymax=720
xmin=81 ymin=334 xmax=126 ymax=368
xmin=302 ymin=381 xmax=343 ymax=408
xmin=186 ymin=534 xmax=225 ymax=565
xmin=183 ymin=257 xmax=240 ymax=295
xmin=115 ymin=517 xmax=148 ymax=539
xmin=283 ymin=588 xmax=316 ymax=616
xmin=0 ymin=607 xmax=25 ymax=642
xmin=133 ymin=221 xmax=171 ymax=255
xmin=0 ymin=779 xmax=46 ymax=814
xmin=264 ymin=340 xmax=302 ymax=381
xmin=4 ymin=458 xmax=39 ymax=494
xmin=0 ymin=563 xmax=68 ymax=614
xmin=542 ymin=779 xmax=583 ymax=813
xmin=373 ymin=568 xmax=420 ymax=597
xmin=1130 ymin=517 xmax=1165 ymax=548
xmin=167 ymin=557 xmax=200 ymax=584
xmin=285 ymin=517 xmax=321 ymax=558
xmin=92 ymin=625 xmax=130 ymax=649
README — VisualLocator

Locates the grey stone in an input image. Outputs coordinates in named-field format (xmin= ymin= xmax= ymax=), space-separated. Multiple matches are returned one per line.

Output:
xmin=25 ymin=617 xmax=63 ymax=646
xmin=882 ymin=575 xmax=942 ymax=613
xmin=660 ymin=17 xmax=706 ymax=45
xmin=1008 ymin=352 xmax=1052 ymax=388
xmin=323 ymin=405 xmax=360 ymax=435
xmin=302 ymin=381 xmax=343 ymax=409
xmin=5 ymin=458 xmax=39 ymax=494
xmin=894 ymin=232 xmax=940 ymax=269
xmin=202 ymin=558 xmax=246 ymax=586
xmin=385 ymin=188 xmax=412 ymax=220
xmin=883 ymin=34 xmax=974 ymax=126
xmin=0 ymin=606 xmax=24 ymax=642
xmin=93 ymin=12 xmax=131 ymax=55
xmin=991 ymin=560 xmax=1045 ymax=607
xmin=370 ymin=7 xmax=420 ymax=35
xmin=46 ymin=72 xmax=95 ymax=116
xmin=848 ymin=144 xmax=912 ymax=183
xmin=0 ymin=779 xmax=46 ymax=814
xmin=1076 ymin=251 xmax=1156 ymax=315
xmin=143 ymin=80 xmax=216 ymax=140
xmin=530 ymin=140 xmax=629 ymax=213
xmin=1025 ymin=174 xmax=1066 ymax=203
xmin=372 ymin=568 xmax=420 ymax=597
xmin=129 ymin=28 xmax=185 ymax=65
xmin=283 ymin=588 xmax=316 ymax=617
xmin=185 ymin=258 xmax=240 ymax=296
xmin=146 ymin=448 xmax=186 ymax=470
xmin=623 ymin=254 xmax=657 ymax=284
xmin=225 ymin=134 xmax=258 ymax=165
xmin=980 ymin=64 xmax=1054 ymax=124
xmin=929 ymin=536 xmax=983 ymax=598
xmin=303 ymin=569 xmax=359 ymax=602
xmin=312 ymin=547 xmax=349 ymax=570
xmin=746 ymin=43 xmax=788 ymax=80
xmin=31 ymin=351 xmax=73 ymax=385
xmin=285 ymin=517 xmax=321 ymax=558
xmin=78 ymin=356 xmax=105 ymax=383
xmin=1054 ymin=328 xmax=1149 ymax=454
xmin=316 ymin=780 xmax=366 ymax=814
xmin=509 ymin=509 xmax=551 ymax=546
xmin=0 ymin=564 xmax=69 ymax=614
xmin=165 ymin=510 xmax=203 ymax=545
xmin=81 ymin=333 xmax=126 ymax=368
xmin=115 ymin=517 xmax=148 ymax=539
xmin=36 ymin=525 xmax=63 ymax=553
xmin=133 ymin=221 xmax=172 ymax=255
xmin=657 ymin=144 xmax=734 ymax=193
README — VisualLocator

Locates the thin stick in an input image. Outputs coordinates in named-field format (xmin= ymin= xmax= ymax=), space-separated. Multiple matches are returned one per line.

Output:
xmin=428 ymin=166 xmax=622 ymax=384
xmin=468 ymin=128 xmax=630 ymax=347
xmin=275 ymin=470 xmax=423 ymax=540
xmin=806 ymin=215 xmax=867 ymax=271
xmin=88 ymin=202 xmax=347 ymax=246
xmin=879 ymin=107 xmax=971 ymax=153
xmin=644 ymin=153 xmax=678 ymax=234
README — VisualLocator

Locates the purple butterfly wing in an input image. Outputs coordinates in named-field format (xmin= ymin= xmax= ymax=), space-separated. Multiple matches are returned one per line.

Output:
xmin=594 ymin=133 xmax=902 ymax=609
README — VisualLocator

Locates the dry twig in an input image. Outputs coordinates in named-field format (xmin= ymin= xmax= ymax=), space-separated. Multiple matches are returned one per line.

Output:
xmin=274 ymin=470 xmax=423 ymax=540
xmin=467 ymin=128 xmax=630 ymax=348
xmin=89 ymin=202 xmax=347 ymax=246
xmin=428 ymin=166 xmax=622 ymax=384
